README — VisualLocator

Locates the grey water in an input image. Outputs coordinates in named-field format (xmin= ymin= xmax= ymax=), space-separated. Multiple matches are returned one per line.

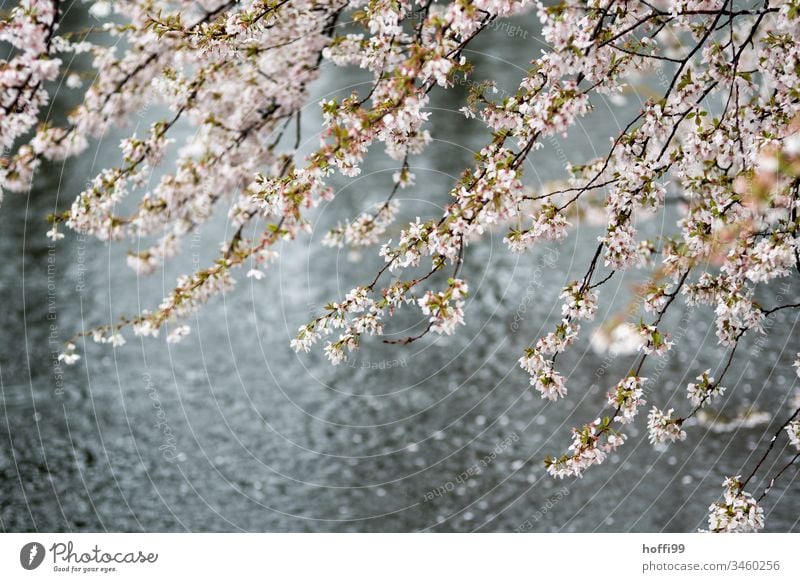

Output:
xmin=1 ymin=10 xmax=799 ymax=532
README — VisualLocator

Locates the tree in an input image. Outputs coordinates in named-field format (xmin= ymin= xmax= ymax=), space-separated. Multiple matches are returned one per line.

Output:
xmin=2 ymin=0 xmax=799 ymax=532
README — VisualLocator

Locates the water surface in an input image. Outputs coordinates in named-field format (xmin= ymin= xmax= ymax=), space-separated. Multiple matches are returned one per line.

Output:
xmin=1 ymin=11 xmax=799 ymax=532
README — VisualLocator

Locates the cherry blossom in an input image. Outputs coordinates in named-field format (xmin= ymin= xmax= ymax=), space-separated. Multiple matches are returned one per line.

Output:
xmin=607 ymin=376 xmax=646 ymax=425
xmin=418 ymin=278 xmax=469 ymax=336
xmin=687 ymin=370 xmax=726 ymax=407
xmin=559 ymin=281 xmax=598 ymax=321
xmin=4 ymin=0 xmax=800 ymax=532
xmin=519 ymin=348 xmax=568 ymax=401
xmin=785 ymin=421 xmax=800 ymax=451
xmin=545 ymin=417 xmax=626 ymax=479
xmin=707 ymin=476 xmax=765 ymax=533
xmin=647 ymin=407 xmax=687 ymax=445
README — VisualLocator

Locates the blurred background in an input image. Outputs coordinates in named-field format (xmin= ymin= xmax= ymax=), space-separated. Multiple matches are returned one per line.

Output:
xmin=1 ymin=4 xmax=799 ymax=532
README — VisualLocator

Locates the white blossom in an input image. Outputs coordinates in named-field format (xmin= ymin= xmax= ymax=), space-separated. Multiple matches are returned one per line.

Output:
xmin=785 ymin=421 xmax=800 ymax=451
xmin=166 ymin=325 xmax=191 ymax=344
xmin=707 ymin=476 xmax=764 ymax=533
xmin=57 ymin=343 xmax=80 ymax=365
xmin=647 ymin=407 xmax=686 ymax=445
xmin=519 ymin=348 xmax=568 ymax=401
xmin=559 ymin=281 xmax=598 ymax=321
xmin=687 ymin=370 xmax=726 ymax=407
xmin=608 ymin=376 xmax=646 ymax=424
xmin=418 ymin=279 xmax=468 ymax=336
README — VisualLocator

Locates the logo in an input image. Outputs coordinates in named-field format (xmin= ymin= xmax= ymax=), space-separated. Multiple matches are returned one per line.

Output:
xmin=20 ymin=542 xmax=46 ymax=570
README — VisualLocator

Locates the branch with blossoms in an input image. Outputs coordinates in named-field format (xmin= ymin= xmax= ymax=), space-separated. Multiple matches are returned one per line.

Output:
xmin=4 ymin=0 xmax=800 ymax=531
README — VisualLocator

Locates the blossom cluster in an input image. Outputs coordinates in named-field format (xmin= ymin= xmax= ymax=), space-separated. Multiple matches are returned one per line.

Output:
xmin=707 ymin=476 xmax=765 ymax=533
xmin=686 ymin=369 xmax=726 ymax=408
xmin=786 ymin=420 xmax=800 ymax=451
xmin=519 ymin=348 xmax=567 ymax=401
xmin=647 ymin=407 xmax=687 ymax=446
xmin=3 ymin=0 xmax=800 ymax=531
xmin=0 ymin=0 xmax=60 ymax=165
xmin=418 ymin=278 xmax=469 ymax=335
xmin=545 ymin=417 xmax=626 ymax=479
xmin=607 ymin=376 xmax=646 ymax=425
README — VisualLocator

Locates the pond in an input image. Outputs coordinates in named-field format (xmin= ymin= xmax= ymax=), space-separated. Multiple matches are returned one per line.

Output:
xmin=1 ymin=8 xmax=798 ymax=532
